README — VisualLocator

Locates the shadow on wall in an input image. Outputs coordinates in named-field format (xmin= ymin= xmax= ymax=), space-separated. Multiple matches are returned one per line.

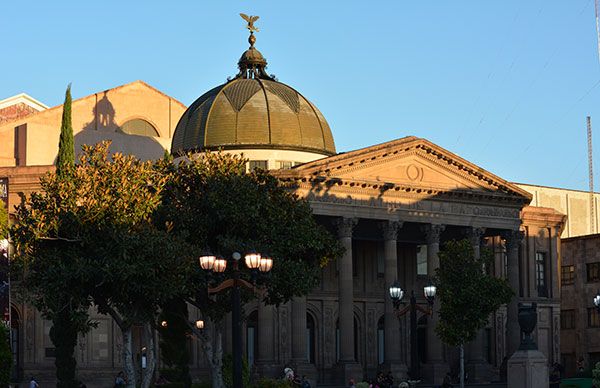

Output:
xmin=73 ymin=92 xmax=166 ymax=161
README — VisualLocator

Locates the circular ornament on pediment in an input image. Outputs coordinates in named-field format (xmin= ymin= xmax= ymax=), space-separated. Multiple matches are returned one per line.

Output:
xmin=406 ymin=164 xmax=423 ymax=182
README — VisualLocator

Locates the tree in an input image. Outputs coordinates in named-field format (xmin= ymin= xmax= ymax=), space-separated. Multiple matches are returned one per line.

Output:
xmin=12 ymin=84 xmax=90 ymax=388
xmin=56 ymin=84 xmax=74 ymax=176
xmin=0 ymin=201 xmax=7 ymax=240
xmin=434 ymin=239 xmax=513 ymax=388
xmin=157 ymin=152 xmax=342 ymax=387
xmin=12 ymin=142 xmax=191 ymax=388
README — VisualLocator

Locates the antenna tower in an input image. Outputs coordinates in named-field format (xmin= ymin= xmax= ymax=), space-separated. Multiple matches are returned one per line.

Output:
xmin=588 ymin=116 xmax=595 ymax=234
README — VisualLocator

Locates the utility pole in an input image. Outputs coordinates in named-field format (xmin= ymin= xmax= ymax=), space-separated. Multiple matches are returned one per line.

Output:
xmin=588 ymin=116 xmax=595 ymax=234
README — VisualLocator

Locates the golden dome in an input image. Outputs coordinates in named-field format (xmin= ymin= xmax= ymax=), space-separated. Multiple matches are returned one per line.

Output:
xmin=171 ymin=28 xmax=336 ymax=156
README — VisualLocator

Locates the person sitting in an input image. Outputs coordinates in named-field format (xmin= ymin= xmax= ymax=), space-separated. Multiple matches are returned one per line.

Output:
xmin=442 ymin=372 xmax=453 ymax=388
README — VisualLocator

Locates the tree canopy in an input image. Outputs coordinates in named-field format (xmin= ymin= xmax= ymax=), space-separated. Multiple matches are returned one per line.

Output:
xmin=434 ymin=239 xmax=513 ymax=347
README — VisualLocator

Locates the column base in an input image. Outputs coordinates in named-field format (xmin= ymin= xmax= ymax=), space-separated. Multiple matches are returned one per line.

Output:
xmin=290 ymin=360 xmax=317 ymax=386
xmin=421 ymin=362 xmax=450 ymax=385
xmin=335 ymin=361 xmax=363 ymax=386
xmin=465 ymin=360 xmax=492 ymax=383
xmin=254 ymin=361 xmax=281 ymax=380
xmin=382 ymin=361 xmax=408 ymax=383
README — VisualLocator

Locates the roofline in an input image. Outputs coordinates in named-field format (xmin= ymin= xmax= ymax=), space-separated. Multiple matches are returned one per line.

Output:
xmin=562 ymin=232 xmax=600 ymax=242
xmin=0 ymin=80 xmax=187 ymax=127
xmin=0 ymin=93 xmax=49 ymax=111
xmin=514 ymin=182 xmax=600 ymax=195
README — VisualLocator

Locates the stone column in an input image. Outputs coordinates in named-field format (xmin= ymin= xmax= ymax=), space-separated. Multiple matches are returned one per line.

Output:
xmin=335 ymin=217 xmax=363 ymax=384
xmin=290 ymin=296 xmax=316 ymax=382
xmin=504 ymin=229 xmax=524 ymax=357
xmin=423 ymin=223 xmax=446 ymax=385
xmin=466 ymin=227 xmax=492 ymax=382
xmin=380 ymin=220 xmax=407 ymax=380
xmin=256 ymin=300 xmax=278 ymax=377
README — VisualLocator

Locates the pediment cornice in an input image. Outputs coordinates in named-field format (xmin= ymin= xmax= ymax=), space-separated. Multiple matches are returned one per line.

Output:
xmin=275 ymin=136 xmax=532 ymax=206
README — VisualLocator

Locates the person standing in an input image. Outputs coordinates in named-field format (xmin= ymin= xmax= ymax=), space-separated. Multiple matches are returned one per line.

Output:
xmin=29 ymin=376 xmax=39 ymax=388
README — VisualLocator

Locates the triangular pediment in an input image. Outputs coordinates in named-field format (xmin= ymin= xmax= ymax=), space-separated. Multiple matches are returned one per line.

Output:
xmin=276 ymin=136 xmax=532 ymax=204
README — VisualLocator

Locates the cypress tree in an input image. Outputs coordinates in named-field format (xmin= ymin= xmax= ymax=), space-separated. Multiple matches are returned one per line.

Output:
xmin=52 ymin=84 xmax=80 ymax=388
xmin=56 ymin=84 xmax=74 ymax=177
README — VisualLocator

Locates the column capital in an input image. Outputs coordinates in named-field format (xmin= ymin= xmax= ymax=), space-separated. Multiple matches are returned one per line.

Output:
xmin=379 ymin=220 xmax=404 ymax=241
xmin=465 ymin=227 xmax=486 ymax=246
xmin=335 ymin=217 xmax=358 ymax=239
xmin=502 ymin=229 xmax=525 ymax=250
xmin=422 ymin=224 xmax=445 ymax=244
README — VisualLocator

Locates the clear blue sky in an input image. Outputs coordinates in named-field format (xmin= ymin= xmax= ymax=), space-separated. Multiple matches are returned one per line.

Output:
xmin=3 ymin=1 xmax=600 ymax=191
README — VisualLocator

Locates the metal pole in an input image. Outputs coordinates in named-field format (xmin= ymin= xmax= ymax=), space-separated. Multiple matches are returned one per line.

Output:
xmin=410 ymin=292 xmax=419 ymax=379
xmin=232 ymin=262 xmax=243 ymax=388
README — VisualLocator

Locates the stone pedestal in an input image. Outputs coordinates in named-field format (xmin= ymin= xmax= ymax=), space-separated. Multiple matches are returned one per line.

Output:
xmin=507 ymin=349 xmax=548 ymax=388
xmin=335 ymin=362 xmax=363 ymax=387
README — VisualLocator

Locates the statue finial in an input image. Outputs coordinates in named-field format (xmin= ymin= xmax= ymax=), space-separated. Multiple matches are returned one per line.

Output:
xmin=240 ymin=13 xmax=260 ymax=47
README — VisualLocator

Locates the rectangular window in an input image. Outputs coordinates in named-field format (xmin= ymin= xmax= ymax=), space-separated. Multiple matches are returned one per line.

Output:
xmin=536 ymin=252 xmax=548 ymax=297
xmin=587 ymin=262 xmax=600 ymax=283
xmin=248 ymin=160 xmax=268 ymax=171
xmin=277 ymin=160 xmax=293 ymax=170
xmin=588 ymin=308 xmax=600 ymax=328
xmin=561 ymin=310 xmax=576 ymax=330
xmin=416 ymin=245 xmax=428 ymax=275
xmin=561 ymin=265 xmax=575 ymax=285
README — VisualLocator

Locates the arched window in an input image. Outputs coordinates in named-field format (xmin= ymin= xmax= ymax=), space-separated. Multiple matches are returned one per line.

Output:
xmin=246 ymin=311 xmax=258 ymax=366
xmin=307 ymin=313 xmax=315 ymax=364
xmin=335 ymin=318 xmax=359 ymax=362
xmin=377 ymin=316 xmax=385 ymax=365
xmin=119 ymin=119 xmax=159 ymax=137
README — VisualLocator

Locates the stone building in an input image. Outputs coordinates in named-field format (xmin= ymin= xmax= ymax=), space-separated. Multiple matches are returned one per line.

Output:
xmin=0 ymin=26 xmax=567 ymax=386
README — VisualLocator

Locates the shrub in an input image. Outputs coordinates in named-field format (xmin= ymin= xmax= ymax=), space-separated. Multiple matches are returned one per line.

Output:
xmin=593 ymin=361 xmax=600 ymax=387
xmin=251 ymin=378 xmax=294 ymax=388
xmin=221 ymin=354 xmax=250 ymax=388
xmin=356 ymin=382 xmax=370 ymax=388
xmin=0 ymin=324 xmax=11 ymax=386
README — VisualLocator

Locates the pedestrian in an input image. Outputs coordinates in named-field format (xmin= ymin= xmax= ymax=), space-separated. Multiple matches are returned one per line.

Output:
xmin=348 ymin=378 xmax=356 ymax=388
xmin=549 ymin=364 xmax=561 ymax=388
xmin=442 ymin=372 xmax=453 ymax=388
xmin=301 ymin=375 xmax=311 ymax=388
xmin=114 ymin=371 xmax=126 ymax=387
xmin=29 ymin=376 xmax=39 ymax=388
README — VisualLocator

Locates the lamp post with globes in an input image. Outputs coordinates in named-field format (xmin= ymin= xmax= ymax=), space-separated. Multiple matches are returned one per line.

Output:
xmin=199 ymin=251 xmax=273 ymax=388
xmin=594 ymin=291 xmax=600 ymax=313
xmin=388 ymin=280 xmax=436 ymax=380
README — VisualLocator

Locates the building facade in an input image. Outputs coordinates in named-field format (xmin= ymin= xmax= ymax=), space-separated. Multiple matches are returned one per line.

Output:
xmin=0 ymin=26 xmax=567 ymax=386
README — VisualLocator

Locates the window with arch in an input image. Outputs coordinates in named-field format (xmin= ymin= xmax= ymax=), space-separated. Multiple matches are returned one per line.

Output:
xmin=246 ymin=310 xmax=258 ymax=366
xmin=377 ymin=316 xmax=385 ymax=365
xmin=118 ymin=118 xmax=159 ymax=137
xmin=307 ymin=313 xmax=316 ymax=364
xmin=335 ymin=317 xmax=359 ymax=362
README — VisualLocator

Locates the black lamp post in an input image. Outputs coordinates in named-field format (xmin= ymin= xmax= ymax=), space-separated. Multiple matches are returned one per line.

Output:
xmin=199 ymin=251 xmax=273 ymax=388
xmin=388 ymin=280 xmax=436 ymax=380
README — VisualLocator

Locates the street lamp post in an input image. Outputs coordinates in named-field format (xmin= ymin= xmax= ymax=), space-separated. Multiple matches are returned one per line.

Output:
xmin=388 ymin=280 xmax=436 ymax=380
xmin=594 ymin=290 xmax=600 ymax=313
xmin=199 ymin=251 xmax=273 ymax=388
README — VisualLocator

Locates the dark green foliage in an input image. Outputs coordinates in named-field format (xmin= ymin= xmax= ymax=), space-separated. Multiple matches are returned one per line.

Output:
xmin=157 ymin=152 xmax=342 ymax=321
xmin=221 ymin=354 xmax=249 ymax=388
xmin=49 ymin=308 xmax=80 ymax=388
xmin=56 ymin=84 xmax=75 ymax=177
xmin=251 ymin=379 xmax=294 ymax=388
xmin=0 ymin=201 xmax=7 ymax=240
xmin=435 ymin=239 xmax=514 ymax=347
xmin=0 ymin=324 xmax=12 ymax=386
xmin=593 ymin=362 xmax=600 ymax=385
xmin=158 ymin=300 xmax=191 ymax=387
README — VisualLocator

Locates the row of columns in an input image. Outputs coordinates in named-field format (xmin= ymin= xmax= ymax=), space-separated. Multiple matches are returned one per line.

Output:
xmin=253 ymin=217 xmax=524 ymax=385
